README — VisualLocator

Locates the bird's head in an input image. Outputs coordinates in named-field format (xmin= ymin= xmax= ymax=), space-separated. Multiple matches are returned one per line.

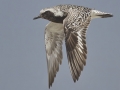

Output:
xmin=33 ymin=8 xmax=64 ymax=19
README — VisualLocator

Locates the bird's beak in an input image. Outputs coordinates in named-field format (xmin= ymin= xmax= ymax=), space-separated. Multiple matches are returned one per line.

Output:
xmin=33 ymin=15 xmax=41 ymax=20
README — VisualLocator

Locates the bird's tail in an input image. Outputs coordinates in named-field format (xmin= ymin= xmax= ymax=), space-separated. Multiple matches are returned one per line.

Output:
xmin=91 ymin=10 xmax=113 ymax=19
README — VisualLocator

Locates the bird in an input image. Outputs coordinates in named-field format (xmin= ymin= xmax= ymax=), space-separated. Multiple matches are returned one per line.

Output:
xmin=33 ymin=4 xmax=113 ymax=88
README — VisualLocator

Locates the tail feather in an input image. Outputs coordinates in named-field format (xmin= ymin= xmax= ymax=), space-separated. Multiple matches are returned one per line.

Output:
xmin=91 ymin=10 xmax=113 ymax=19
xmin=97 ymin=14 xmax=113 ymax=18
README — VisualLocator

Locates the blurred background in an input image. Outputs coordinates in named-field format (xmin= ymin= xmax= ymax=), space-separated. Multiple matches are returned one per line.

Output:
xmin=0 ymin=0 xmax=120 ymax=90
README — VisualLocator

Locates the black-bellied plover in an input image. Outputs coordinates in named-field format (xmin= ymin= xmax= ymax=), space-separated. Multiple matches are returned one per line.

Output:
xmin=33 ymin=4 xmax=113 ymax=88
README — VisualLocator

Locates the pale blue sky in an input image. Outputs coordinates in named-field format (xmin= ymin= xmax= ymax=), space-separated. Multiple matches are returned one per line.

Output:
xmin=0 ymin=0 xmax=120 ymax=90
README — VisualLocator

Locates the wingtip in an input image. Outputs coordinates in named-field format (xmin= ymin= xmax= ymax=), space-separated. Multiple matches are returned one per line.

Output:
xmin=49 ymin=85 xmax=50 ymax=89
xmin=49 ymin=84 xmax=52 ymax=89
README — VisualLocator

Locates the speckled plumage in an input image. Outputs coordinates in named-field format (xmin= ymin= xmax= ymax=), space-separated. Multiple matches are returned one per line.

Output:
xmin=33 ymin=4 xmax=113 ymax=88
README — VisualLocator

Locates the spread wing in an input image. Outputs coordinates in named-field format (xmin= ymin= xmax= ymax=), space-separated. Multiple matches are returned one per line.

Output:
xmin=63 ymin=8 xmax=91 ymax=82
xmin=45 ymin=22 xmax=64 ymax=88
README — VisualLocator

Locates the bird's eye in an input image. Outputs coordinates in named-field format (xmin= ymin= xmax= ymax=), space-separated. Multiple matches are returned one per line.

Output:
xmin=44 ymin=11 xmax=50 ymax=14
